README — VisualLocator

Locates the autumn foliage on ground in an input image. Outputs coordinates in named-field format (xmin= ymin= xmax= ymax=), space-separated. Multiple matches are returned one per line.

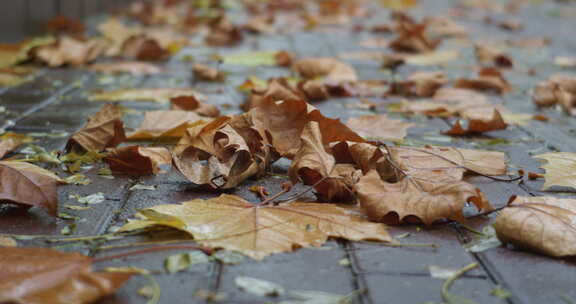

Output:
xmin=2 ymin=0 xmax=576 ymax=302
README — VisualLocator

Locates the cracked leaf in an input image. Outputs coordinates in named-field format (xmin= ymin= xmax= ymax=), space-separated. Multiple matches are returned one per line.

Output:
xmin=120 ymin=194 xmax=390 ymax=259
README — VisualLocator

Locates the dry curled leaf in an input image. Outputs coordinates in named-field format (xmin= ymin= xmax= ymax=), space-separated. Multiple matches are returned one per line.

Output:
xmin=67 ymin=104 xmax=126 ymax=152
xmin=90 ymin=88 xmax=204 ymax=103
xmin=494 ymin=196 xmax=576 ymax=257
xmin=0 ymin=247 xmax=131 ymax=303
xmin=355 ymin=170 xmax=490 ymax=225
xmin=347 ymin=114 xmax=413 ymax=142
xmin=245 ymin=78 xmax=305 ymax=110
xmin=293 ymin=58 xmax=357 ymax=82
xmin=89 ymin=61 xmax=163 ymax=76
xmin=31 ymin=36 xmax=109 ymax=67
xmin=173 ymin=116 xmax=275 ymax=189
xmin=104 ymin=146 xmax=171 ymax=175
xmin=205 ymin=16 xmax=243 ymax=46
xmin=534 ymin=152 xmax=576 ymax=190
xmin=127 ymin=110 xmax=210 ymax=140
xmin=120 ymin=194 xmax=390 ymax=259
xmin=389 ymin=13 xmax=441 ymax=54
xmin=0 ymin=161 xmax=62 ymax=216
xmin=288 ymin=122 xmax=357 ymax=202
xmin=532 ymin=74 xmax=576 ymax=115
xmin=388 ymin=71 xmax=447 ymax=97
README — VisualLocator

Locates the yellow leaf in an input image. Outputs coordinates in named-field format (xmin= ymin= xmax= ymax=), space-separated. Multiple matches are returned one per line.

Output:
xmin=380 ymin=0 xmax=418 ymax=10
xmin=534 ymin=152 xmax=576 ymax=190
xmin=120 ymin=194 xmax=390 ymax=259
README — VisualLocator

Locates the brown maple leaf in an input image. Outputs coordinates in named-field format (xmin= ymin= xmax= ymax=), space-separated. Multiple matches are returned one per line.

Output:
xmin=355 ymin=170 xmax=490 ymax=225
xmin=244 ymin=78 xmax=306 ymax=110
xmin=444 ymin=109 xmax=507 ymax=135
xmin=388 ymin=71 xmax=447 ymax=97
xmin=389 ymin=13 xmax=441 ymax=53
xmin=105 ymin=146 xmax=171 ymax=175
xmin=46 ymin=15 xmax=85 ymax=34
xmin=0 ymin=161 xmax=62 ymax=216
xmin=474 ymin=44 xmax=513 ymax=68
xmin=127 ymin=110 xmax=211 ymax=140
xmin=67 ymin=104 xmax=126 ymax=152
xmin=494 ymin=196 xmax=576 ymax=257
xmin=205 ymin=16 xmax=243 ymax=46
xmin=0 ymin=247 xmax=131 ymax=303
xmin=120 ymin=194 xmax=390 ymax=259
xmin=288 ymin=122 xmax=357 ymax=202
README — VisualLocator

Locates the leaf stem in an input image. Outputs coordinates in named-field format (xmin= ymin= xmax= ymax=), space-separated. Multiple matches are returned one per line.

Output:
xmin=441 ymin=262 xmax=478 ymax=302
xmin=93 ymin=245 xmax=212 ymax=263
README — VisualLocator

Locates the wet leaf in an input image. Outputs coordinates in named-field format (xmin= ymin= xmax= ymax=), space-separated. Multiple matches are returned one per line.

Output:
xmin=494 ymin=196 xmax=576 ymax=257
xmin=0 ymin=36 xmax=55 ymax=69
xmin=463 ymin=226 xmax=502 ymax=253
xmin=165 ymin=251 xmax=210 ymax=274
xmin=105 ymin=146 xmax=171 ymax=175
xmin=70 ymin=192 xmax=105 ymax=205
xmin=170 ymin=95 xmax=220 ymax=117
xmin=235 ymin=276 xmax=285 ymax=297
xmin=67 ymin=104 xmax=126 ymax=152
xmin=31 ymin=36 xmax=109 ymax=67
xmin=293 ymin=58 xmax=357 ymax=82
xmin=534 ymin=152 xmax=576 ymax=190
xmin=120 ymin=194 xmax=390 ymax=259
xmin=0 ymin=236 xmax=17 ymax=247
xmin=223 ymin=51 xmax=279 ymax=66
xmin=193 ymin=63 xmax=225 ymax=82
xmin=347 ymin=114 xmax=413 ymax=142
xmin=128 ymin=111 xmax=210 ymax=141
xmin=0 ymin=247 xmax=132 ymax=303
xmin=0 ymin=161 xmax=61 ymax=216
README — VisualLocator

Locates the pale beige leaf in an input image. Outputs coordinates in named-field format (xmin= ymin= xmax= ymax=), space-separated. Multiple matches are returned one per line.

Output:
xmin=494 ymin=196 xmax=576 ymax=257
xmin=347 ymin=115 xmax=413 ymax=142
xmin=534 ymin=152 xmax=576 ymax=190
xmin=127 ymin=110 xmax=210 ymax=140
xmin=120 ymin=194 xmax=390 ymax=259
xmin=293 ymin=58 xmax=357 ymax=82
xmin=89 ymin=61 xmax=162 ymax=75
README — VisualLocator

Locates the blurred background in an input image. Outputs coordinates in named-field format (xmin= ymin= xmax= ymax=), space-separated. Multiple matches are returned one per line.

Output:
xmin=0 ymin=0 xmax=139 ymax=42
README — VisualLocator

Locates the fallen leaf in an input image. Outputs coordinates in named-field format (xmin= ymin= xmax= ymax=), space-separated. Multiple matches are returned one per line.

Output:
xmin=90 ymin=88 xmax=204 ymax=103
xmin=67 ymin=104 xmax=126 ymax=152
xmin=389 ymin=71 xmax=447 ymax=97
xmin=389 ymin=13 xmax=441 ymax=53
xmin=0 ymin=37 xmax=55 ymax=69
xmin=89 ymin=61 xmax=163 ymax=75
xmin=347 ymin=114 xmax=413 ymax=142
xmin=534 ymin=152 xmax=576 ymax=190
xmin=164 ymin=251 xmax=210 ymax=274
xmin=381 ymin=0 xmax=419 ymax=11
xmin=532 ymin=74 xmax=576 ymax=115
xmin=127 ymin=110 xmax=211 ymax=140
xmin=170 ymin=95 xmax=220 ymax=117
xmin=0 ymin=132 xmax=33 ymax=159
xmin=293 ymin=58 xmax=357 ymax=82
xmin=104 ymin=146 xmax=171 ymax=175
xmin=46 ymin=15 xmax=85 ymax=34
xmin=245 ymin=78 xmax=305 ymax=109
xmin=402 ymin=50 xmax=459 ymax=66
xmin=288 ymin=122 xmax=358 ymax=202
xmin=355 ymin=170 xmax=490 ymax=225
xmin=0 ymin=247 xmax=131 ymax=303
xmin=475 ymin=44 xmax=513 ymax=68
xmin=223 ymin=51 xmax=281 ymax=66
xmin=0 ymin=161 xmax=62 ymax=216
xmin=120 ymin=194 xmax=390 ymax=259
xmin=554 ymin=56 xmax=576 ymax=69
xmin=235 ymin=276 xmax=285 ymax=297
xmin=494 ymin=196 xmax=576 ymax=257
xmin=31 ymin=36 xmax=109 ymax=67
xmin=444 ymin=110 xmax=507 ymax=135
xmin=193 ymin=63 xmax=225 ymax=82
xmin=205 ymin=16 xmax=243 ymax=46
xmin=454 ymin=67 xmax=511 ymax=94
